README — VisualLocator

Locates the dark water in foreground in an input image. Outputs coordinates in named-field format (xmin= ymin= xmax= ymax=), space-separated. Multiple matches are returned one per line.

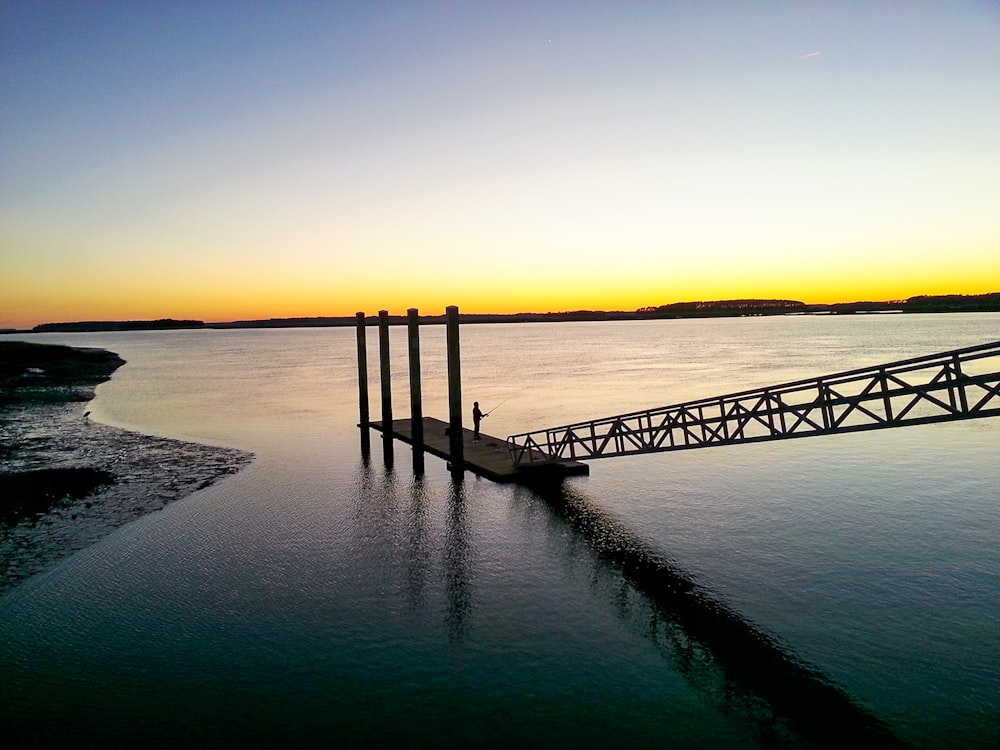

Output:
xmin=1 ymin=314 xmax=998 ymax=747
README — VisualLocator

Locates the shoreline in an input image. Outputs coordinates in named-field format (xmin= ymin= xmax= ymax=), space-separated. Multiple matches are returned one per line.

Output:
xmin=3 ymin=292 xmax=999 ymax=334
xmin=0 ymin=342 xmax=253 ymax=594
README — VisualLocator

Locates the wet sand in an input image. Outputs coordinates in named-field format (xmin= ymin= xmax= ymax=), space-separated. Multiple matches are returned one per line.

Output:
xmin=0 ymin=341 xmax=253 ymax=593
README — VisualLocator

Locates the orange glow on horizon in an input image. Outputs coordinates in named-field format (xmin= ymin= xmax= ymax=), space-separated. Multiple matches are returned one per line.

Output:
xmin=4 ymin=271 xmax=998 ymax=331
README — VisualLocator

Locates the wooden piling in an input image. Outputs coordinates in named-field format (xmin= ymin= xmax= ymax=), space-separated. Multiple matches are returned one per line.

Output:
xmin=356 ymin=311 xmax=370 ymax=454
xmin=446 ymin=305 xmax=464 ymax=469
xmin=378 ymin=310 xmax=394 ymax=465
xmin=378 ymin=310 xmax=392 ymax=433
xmin=408 ymin=309 xmax=424 ymax=441
xmin=408 ymin=308 xmax=424 ymax=474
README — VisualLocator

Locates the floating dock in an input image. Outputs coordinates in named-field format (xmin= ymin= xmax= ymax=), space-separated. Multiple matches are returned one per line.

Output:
xmin=370 ymin=417 xmax=589 ymax=483
xmin=359 ymin=306 xmax=588 ymax=484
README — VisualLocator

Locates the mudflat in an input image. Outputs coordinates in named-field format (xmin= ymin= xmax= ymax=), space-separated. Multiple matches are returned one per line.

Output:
xmin=0 ymin=341 xmax=252 ymax=593
xmin=0 ymin=340 xmax=125 ymax=406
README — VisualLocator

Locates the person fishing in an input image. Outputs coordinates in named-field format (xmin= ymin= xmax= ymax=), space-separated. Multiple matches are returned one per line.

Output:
xmin=472 ymin=401 xmax=486 ymax=441
xmin=472 ymin=398 xmax=507 ymax=441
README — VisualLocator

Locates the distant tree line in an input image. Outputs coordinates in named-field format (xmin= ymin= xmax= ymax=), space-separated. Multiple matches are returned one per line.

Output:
xmin=900 ymin=293 xmax=1000 ymax=313
xmin=31 ymin=319 xmax=205 ymax=332
xmin=637 ymin=293 xmax=1000 ymax=318
xmin=637 ymin=299 xmax=807 ymax=317
xmin=12 ymin=293 xmax=999 ymax=333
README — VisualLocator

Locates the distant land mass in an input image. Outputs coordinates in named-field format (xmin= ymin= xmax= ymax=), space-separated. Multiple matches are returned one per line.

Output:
xmin=28 ymin=319 xmax=206 ymax=333
xmin=7 ymin=293 xmax=999 ymax=334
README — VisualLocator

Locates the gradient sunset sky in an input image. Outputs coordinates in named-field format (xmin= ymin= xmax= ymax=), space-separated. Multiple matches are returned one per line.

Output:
xmin=2 ymin=1 xmax=998 ymax=329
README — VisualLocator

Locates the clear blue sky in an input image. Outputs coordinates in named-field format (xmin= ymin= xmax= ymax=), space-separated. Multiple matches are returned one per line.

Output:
xmin=2 ymin=1 xmax=998 ymax=327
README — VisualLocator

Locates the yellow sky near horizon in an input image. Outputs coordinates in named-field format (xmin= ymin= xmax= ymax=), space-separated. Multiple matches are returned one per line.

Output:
xmin=2 ymin=3 xmax=998 ymax=329
xmin=4 ymin=253 xmax=997 ymax=328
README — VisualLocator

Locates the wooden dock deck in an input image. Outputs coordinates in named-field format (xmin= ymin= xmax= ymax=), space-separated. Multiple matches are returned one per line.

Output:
xmin=369 ymin=417 xmax=589 ymax=483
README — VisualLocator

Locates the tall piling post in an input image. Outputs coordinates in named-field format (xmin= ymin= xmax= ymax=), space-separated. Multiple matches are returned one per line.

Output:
xmin=378 ymin=310 xmax=393 ymax=465
xmin=356 ymin=311 xmax=370 ymax=455
xmin=407 ymin=308 xmax=424 ymax=474
xmin=446 ymin=305 xmax=464 ymax=471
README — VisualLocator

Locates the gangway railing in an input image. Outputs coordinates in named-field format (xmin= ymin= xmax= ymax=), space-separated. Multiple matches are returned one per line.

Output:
xmin=507 ymin=341 xmax=1000 ymax=465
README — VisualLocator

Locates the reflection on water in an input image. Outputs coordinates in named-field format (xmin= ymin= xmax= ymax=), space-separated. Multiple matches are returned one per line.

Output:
xmin=2 ymin=316 xmax=995 ymax=747
xmin=404 ymin=475 xmax=430 ymax=612
xmin=444 ymin=479 xmax=472 ymax=643
xmin=351 ymin=463 xmax=475 ymax=645
xmin=381 ymin=429 xmax=394 ymax=468
xmin=355 ymin=435 xmax=911 ymax=747
xmin=514 ymin=481 xmax=910 ymax=749
xmin=359 ymin=422 xmax=371 ymax=457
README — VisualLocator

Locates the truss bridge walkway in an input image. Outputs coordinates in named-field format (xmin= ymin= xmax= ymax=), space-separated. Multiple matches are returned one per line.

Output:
xmin=507 ymin=341 xmax=1000 ymax=466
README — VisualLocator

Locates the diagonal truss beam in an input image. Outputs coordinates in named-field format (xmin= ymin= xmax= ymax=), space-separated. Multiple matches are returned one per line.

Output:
xmin=507 ymin=341 xmax=1000 ymax=465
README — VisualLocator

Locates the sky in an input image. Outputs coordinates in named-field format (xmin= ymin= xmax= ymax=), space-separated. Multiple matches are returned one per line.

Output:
xmin=2 ymin=1 xmax=998 ymax=328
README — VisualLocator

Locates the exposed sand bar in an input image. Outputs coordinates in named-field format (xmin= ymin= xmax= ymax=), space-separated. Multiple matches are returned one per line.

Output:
xmin=0 ymin=341 xmax=253 ymax=593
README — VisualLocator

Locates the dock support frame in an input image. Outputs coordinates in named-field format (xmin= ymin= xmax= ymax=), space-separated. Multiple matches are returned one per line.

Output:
xmin=378 ymin=310 xmax=393 ymax=463
xmin=356 ymin=312 xmax=371 ymax=454
xmin=408 ymin=308 xmax=424 ymax=473
xmin=446 ymin=305 xmax=464 ymax=471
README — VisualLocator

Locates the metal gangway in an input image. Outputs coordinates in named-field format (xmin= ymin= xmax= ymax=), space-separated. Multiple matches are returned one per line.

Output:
xmin=507 ymin=341 xmax=1000 ymax=465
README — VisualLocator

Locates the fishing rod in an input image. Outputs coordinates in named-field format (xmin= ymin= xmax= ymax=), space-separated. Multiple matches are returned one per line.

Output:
xmin=484 ymin=398 xmax=508 ymax=416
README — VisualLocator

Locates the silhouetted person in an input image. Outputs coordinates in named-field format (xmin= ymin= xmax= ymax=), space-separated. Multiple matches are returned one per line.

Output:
xmin=472 ymin=401 xmax=486 ymax=440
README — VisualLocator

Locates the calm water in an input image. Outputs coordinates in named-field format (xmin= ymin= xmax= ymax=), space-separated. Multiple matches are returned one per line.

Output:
xmin=2 ymin=314 xmax=998 ymax=748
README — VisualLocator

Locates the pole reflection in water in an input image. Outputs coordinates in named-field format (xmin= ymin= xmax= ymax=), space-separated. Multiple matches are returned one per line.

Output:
xmin=351 ymin=457 xmax=385 ymax=539
xmin=444 ymin=478 xmax=472 ymax=643
xmin=350 ymin=461 xmax=474 ymax=645
xmin=351 ymin=441 xmax=909 ymax=746
xmin=411 ymin=444 xmax=424 ymax=476
xmin=404 ymin=475 xmax=431 ymax=612
xmin=381 ymin=429 xmax=394 ymax=469
xmin=516 ymin=481 xmax=910 ymax=749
